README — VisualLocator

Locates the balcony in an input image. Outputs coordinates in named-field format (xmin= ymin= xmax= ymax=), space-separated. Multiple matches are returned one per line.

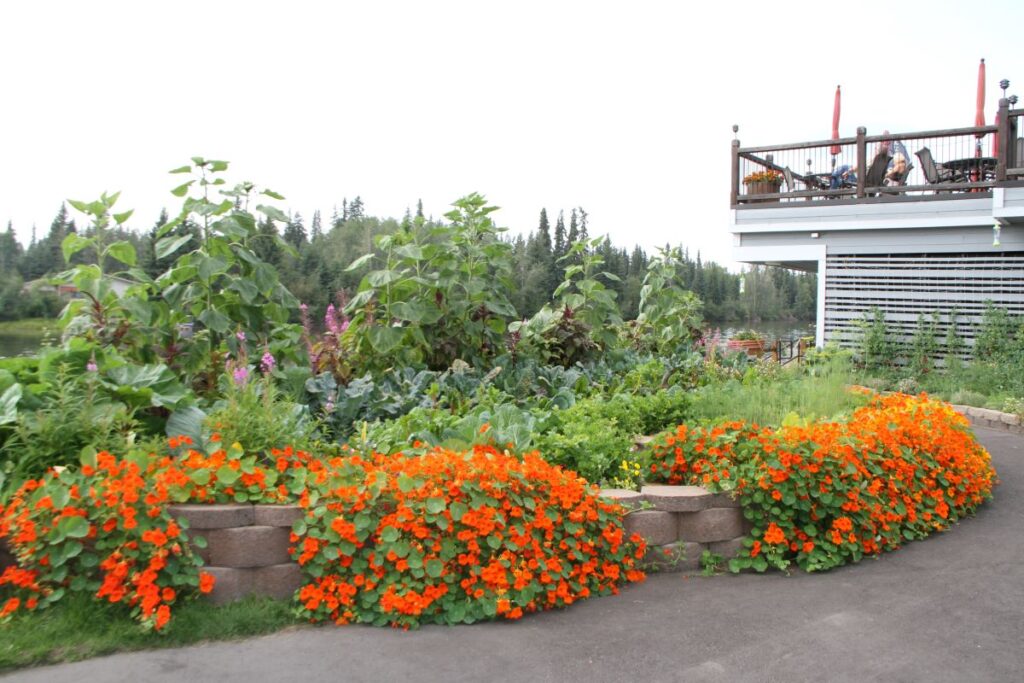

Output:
xmin=730 ymin=99 xmax=1023 ymax=208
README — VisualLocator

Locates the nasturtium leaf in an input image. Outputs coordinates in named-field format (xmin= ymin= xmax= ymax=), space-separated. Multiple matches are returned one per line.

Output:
xmin=216 ymin=465 xmax=240 ymax=485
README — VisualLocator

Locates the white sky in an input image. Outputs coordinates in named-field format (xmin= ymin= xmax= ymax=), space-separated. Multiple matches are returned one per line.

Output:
xmin=1 ymin=0 xmax=1022 ymax=267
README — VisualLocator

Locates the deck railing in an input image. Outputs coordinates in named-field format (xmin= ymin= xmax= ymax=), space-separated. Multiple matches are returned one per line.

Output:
xmin=731 ymin=98 xmax=1022 ymax=206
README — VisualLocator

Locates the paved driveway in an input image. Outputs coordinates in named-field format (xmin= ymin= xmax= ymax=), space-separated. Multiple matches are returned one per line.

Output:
xmin=5 ymin=427 xmax=1022 ymax=683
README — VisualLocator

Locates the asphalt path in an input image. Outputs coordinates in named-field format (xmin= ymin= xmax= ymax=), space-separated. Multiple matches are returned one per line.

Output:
xmin=5 ymin=427 xmax=1022 ymax=683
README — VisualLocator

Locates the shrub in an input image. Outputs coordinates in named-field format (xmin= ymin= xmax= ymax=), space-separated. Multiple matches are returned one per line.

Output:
xmin=290 ymin=445 xmax=645 ymax=628
xmin=646 ymin=392 xmax=995 ymax=573
xmin=532 ymin=390 xmax=691 ymax=483
xmin=1 ymin=366 xmax=140 ymax=498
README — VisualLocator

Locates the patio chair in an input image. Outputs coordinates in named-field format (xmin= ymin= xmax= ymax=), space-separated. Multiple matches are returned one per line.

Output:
xmin=879 ymin=163 xmax=915 ymax=195
xmin=783 ymin=166 xmax=797 ymax=193
xmin=863 ymin=152 xmax=891 ymax=194
xmin=915 ymin=147 xmax=954 ymax=190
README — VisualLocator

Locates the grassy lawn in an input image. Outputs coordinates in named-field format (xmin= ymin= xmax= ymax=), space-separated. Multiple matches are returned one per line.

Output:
xmin=0 ymin=318 xmax=59 ymax=336
xmin=690 ymin=359 xmax=866 ymax=427
xmin=0 ymin=593 xmax=302 ymax=672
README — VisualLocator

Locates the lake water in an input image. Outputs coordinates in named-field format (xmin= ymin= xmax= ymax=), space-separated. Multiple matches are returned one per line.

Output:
xmin=0 ymin=331 xmax=49 ymax=358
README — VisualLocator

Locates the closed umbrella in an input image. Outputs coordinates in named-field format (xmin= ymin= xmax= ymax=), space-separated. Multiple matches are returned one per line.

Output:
xmin=830 ymin=85 xmax=841 ymax=167
xmin=975 ymin=59 xmax=986 ymax=157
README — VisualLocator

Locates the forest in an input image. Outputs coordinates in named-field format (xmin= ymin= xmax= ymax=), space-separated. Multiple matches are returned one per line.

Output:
xmin=0 ymin=200 xmax=816 ymax=324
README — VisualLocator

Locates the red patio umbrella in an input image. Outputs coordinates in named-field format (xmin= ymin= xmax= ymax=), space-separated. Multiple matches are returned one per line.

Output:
xmin=830 ymin=85 xmax=841 ymax=164
xmin=975 ymin=59 xmax=986 ymax=157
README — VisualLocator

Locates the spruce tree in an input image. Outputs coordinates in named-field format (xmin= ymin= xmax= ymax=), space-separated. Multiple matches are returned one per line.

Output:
xmin=283 ymin=212 xmax=308 ymax=248
xmin=310 ymin=210 xmax=323 ymax=241
xmin=554 ymin=210 xmax=567 ymax=259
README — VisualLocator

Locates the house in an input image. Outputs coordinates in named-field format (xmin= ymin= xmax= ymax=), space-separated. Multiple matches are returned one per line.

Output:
xmin=21 ymin=275 xmax=135 ymax=299
xmin=730 ymin=98 xmax=1024 ymax=354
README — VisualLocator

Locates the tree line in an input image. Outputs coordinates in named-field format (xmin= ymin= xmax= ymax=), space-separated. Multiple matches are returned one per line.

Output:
xmin=0 ymin=201 xmax=816 ymax=324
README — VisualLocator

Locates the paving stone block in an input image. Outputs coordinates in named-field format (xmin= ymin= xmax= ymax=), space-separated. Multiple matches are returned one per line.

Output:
xmin=623 ymin=510 xmax=678 ymax=546
xmin=168 ymin=504 xmax=254 ymax=529
xmin=641 ymin=485 xmax=712 ymax=512
xmin=205 ymin=526 xmax=292 ymax=568
xmin=252 ymin=563 xmax=303 ymax=600
xmin=253 ymin=504 xmax=304 ymax=528
xmin=203 ymin=566 xmax=253 ymax=605
xmin=999 ymin=412 xmax=1021 ymax=426
xmin=643 ymin=541 xmax=703 ymax=573
xmin=677 ymin=508 xmax=746 ymax=543
xmin=707 ymin=536 xmax=748 ymax=560
xmin=599 ymin=489 xmax=643 ymax=509
xmin=708 ymin=492 xmax=742 ymax=509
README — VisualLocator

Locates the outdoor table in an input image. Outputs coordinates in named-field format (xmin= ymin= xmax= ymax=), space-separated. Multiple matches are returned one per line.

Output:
xmin=941 ymin=156 xmax=996 ymax=183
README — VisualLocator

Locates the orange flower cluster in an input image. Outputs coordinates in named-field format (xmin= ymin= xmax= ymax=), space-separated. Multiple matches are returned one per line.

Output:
xmin=291 ymin=445 xmax=646 ymax=628
xmin=0 ymin=449 xmax=214 ymax=630
xmin=647 ymin=393 xmax=996 ymax=572
xmin=3 ymin=435 xmax=643 ymax=631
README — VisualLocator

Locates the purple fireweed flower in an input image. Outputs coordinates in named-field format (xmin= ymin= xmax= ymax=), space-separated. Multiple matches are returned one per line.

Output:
xmin=261 ymin=351 xmax=276 ymax=374
xmin=324 ymin=400 xmax=335 ymax=413
xmin=299 ymin=303 xmax=309 ymax=313
xmin=86 ymin=357 xmax=98 ymax=373
xmin=339 ymin=318 xmax=350 ymax=333
xmin=232 ymin=365 xmax=250 ymax=387
xmin=325 ymin=304 xmax=340 ymax=334
xmin=236 ymin=330 xmax=247 ymax=342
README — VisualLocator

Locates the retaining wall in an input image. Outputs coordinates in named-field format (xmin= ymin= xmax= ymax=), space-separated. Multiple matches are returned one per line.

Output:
xmin=952 ymin=404 xmax=1023 ymax=435
xmin=601 ymin=486 xmax=749 ymax=572
xmin=167 ymin=503 xmax=304 ymax=605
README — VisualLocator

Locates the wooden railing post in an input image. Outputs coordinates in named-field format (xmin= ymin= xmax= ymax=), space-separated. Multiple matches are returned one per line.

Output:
xmin=996 ymin=98 xmax=1010 ymax=181
xmin=731 ymin=136 xmax=741 ymax=206
xmin=855 ymin=126 xmax=867 ymax=198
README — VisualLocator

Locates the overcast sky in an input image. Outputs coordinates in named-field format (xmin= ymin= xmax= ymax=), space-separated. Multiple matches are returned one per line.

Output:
xmin=2 ymin=1 xmax=1021 ymax=267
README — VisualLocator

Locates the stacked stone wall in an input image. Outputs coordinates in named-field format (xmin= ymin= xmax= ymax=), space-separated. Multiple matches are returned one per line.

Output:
xmin=167 ymin=503 xmax=303 ymax=604
xmin=601 ymin=486 xmax=750 ymax=572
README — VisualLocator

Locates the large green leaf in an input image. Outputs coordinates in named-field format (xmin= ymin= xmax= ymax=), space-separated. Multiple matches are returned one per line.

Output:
xmin=199 ymin=309 xmax=231 ymax=333
xmin=61 ymin=233 xmax=93 ymax=262
xmin=103 ymin=364 xmax=190 ymax=409
xmin=366 ymin=269 xmax=402 ymax=287
xmin=368 ymin=326 xmax=404 ymax=354
xmin=0 ymin=383 xmax=21 ymax=425
xmin=166 ymin=406 xmax=207 ymax=443
xmin=105 ymin=240 xmax=137 ymax=266
xmin=155 ymin=234 xmax=194 ymax=260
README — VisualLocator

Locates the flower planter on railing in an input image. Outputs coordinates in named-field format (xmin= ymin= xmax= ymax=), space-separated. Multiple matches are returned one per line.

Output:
xmin=743 ymin=180 xmax=782 ymax=203
xmin=726 ymin=339 xmax=766 ymax=356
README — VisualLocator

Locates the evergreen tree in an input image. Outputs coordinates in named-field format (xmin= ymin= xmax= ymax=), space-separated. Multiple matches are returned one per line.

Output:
xmin=554 ymin=210 xmax=567 ymax=260
xmin=348 ymin=196 xmax=365 ymax=220
xmin=310 ymin=210 xmax=323 ymax=241
xmin=567 ymin=208 xmax=579 ymax=245
xmin=416 ymin=199 xmax=424 ymax=219
xmin=283 ymin=212 xmax=307 ymax=248
xmin=577 ymin=207 xmax=589 ymax=244
xmin=253 ymin=215 xmax=282 ymax=266
xmin=0 ymin=221 xmax=22 ymax=273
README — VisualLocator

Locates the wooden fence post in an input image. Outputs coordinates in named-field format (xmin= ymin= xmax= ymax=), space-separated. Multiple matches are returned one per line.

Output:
xmin=996 ymin=98 xmax=1010 ymax=181
xmin=856 ymin=126 xmax=867 ymax=198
